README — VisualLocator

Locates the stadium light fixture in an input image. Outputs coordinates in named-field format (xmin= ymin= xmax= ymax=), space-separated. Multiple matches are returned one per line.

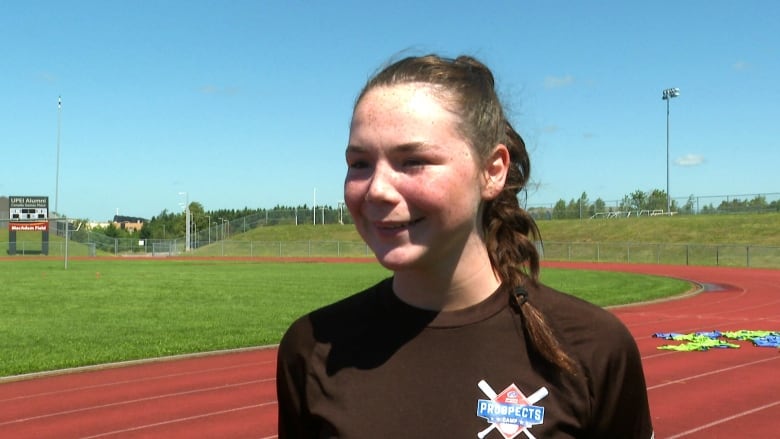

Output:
xmin=662 ymin=87 xmax=680 ymax=214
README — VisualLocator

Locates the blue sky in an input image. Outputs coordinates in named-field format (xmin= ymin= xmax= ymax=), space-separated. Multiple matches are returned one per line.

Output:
xmin=2 ymin=0 xmax=778 ymax=221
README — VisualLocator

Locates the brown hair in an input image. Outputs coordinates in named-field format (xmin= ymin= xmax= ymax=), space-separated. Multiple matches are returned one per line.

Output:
xmin=356 ymin=54 xmax=579 ymax=375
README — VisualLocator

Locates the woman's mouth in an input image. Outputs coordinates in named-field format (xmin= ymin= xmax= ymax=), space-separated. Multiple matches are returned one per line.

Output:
xmin=375 ymin=217 xmax=423 ymax=230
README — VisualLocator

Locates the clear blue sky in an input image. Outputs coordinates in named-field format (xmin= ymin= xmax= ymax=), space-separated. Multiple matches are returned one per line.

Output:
xmin=2 ymin=0 xmax=778 ymax=221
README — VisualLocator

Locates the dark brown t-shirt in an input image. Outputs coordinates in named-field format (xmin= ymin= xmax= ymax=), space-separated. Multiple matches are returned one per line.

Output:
xmin=277 ymin=278 xmax=653 ymax=438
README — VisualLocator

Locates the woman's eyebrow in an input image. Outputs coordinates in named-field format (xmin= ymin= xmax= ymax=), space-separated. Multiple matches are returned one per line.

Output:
xmin=345 ymin=144 xmax=368 ymax=154
xmin=346 ymin=141 xmax=434 ymax=154
xmin=394 ymin=141 xmax=430 ymax=152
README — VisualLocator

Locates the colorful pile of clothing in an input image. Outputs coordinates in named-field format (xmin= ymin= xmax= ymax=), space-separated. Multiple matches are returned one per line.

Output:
xmin=652 ymin=330 xmax=780 ymax=351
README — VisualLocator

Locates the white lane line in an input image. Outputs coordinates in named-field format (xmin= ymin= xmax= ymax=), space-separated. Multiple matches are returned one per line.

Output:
xmin=665 ymin=400 xmax=780 ymax=438
xmin=0 ymin=378 xmax=274 ymax=426
xmin=80 ymin=401 xmax=278 ymax=439
xmin=647 ymin=356 xmax=779 ymax=390
xmin=0 ymin=360 xmax=273 ymax=403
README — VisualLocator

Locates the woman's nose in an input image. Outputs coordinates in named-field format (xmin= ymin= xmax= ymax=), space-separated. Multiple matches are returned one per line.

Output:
xmin=364 ymin=163 xmax=400 ymax=203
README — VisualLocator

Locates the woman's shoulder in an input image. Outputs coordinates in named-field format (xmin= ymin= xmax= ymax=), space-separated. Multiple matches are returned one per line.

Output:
xmin=529 ymin=283 xmax=636 ymax=347
xmin=309 ymin=277 xmax=393 ymax=323
xmin=279 ymin=277 xmax=392 ymax=350
xmin=531 ymin=282 xmax=623 ymax=320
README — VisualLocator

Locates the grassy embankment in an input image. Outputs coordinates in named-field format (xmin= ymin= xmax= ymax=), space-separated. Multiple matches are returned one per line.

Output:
xmin=200 ymin=212 xmax=780 ymax=245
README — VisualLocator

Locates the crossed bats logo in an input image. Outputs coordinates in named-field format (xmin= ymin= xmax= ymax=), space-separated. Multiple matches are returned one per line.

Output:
xmin=476 ymin=380 xmax=549 ymax=439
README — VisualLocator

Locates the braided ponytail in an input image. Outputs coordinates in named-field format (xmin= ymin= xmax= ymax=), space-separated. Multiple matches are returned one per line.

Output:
xmin=483 ymin=121 xmax=579 ymax=376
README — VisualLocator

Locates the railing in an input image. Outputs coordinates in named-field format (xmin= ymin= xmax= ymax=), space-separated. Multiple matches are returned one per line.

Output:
xmin=3 ymin=240 xmax=779 ymax=269
xmin=0 ymin=239 xmax=373 ymax=259
xmin=539 ymin=242 xmax=780 ymax=269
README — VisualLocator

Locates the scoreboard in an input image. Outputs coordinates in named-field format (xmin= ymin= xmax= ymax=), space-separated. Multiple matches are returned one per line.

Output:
xmin=7 ymin=196 xmax=51 ymax=254
xmin=8 ymin=196 xmax=50 ymax=232
xmin=9 ymin=196 xmax=49 ymax=220
xmin=10 ymin=207 xmax=49 ymax=220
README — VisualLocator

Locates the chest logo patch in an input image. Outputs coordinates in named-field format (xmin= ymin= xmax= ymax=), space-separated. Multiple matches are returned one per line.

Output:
xmin=476 ymin=380 xmax=548 ymax=439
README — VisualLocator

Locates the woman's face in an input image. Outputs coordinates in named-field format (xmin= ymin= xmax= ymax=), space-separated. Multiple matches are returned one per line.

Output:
xmin=344 ymin=84 xmax=491 ymax=272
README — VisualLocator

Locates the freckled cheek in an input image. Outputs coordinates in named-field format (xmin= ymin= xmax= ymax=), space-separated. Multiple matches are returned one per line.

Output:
xmin=422 ymin=175 xmax=481 ymax=212
xmin=343 ymin=181 xmax=366 ymax=214
xmin=404 ymin=184 xmax=449 ymax=212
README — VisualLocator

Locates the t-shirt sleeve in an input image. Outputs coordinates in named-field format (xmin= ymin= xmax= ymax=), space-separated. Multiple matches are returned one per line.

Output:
xmin=276 ymin=316 xmax=315 ymax=438
xmin=587 ymin=315 xmax=654 ymax=438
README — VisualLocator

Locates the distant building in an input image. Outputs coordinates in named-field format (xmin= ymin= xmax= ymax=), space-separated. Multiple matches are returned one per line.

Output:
xmin=113 ymin=215 xmax=147 ymax=233
xmin=87 ymin=221 xmax=111 ymax=229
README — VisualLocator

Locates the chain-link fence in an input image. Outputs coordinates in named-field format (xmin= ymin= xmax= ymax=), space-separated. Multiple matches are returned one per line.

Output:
xmin=538 ymin=241 xmax=780 ymax=268
xmin=196 ymin=207 xmax=352 ymax=234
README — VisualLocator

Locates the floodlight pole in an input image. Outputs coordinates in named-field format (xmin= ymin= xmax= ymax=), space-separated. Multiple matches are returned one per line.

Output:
xmin=662 ymin=87 xmax=680 ymax=214
xmin=219 ymin=217 xmax=227 ymax=257
xmin=54 ymin=97 xmax=70 ymax=270
xmin=64 ymin=217 xmax=69 ymax=270
xmin=55 ymin=96 xmax=61 ymax=219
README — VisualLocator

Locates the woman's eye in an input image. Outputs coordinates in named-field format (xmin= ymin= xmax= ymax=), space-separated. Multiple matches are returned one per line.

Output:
xmin=403 ymin=158 xmax=426 ymax=167
xmin=347 ymin=160 xmax=369 ymax=169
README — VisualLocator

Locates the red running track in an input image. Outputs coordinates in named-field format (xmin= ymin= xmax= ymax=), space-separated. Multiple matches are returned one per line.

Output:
xmin=550 ymin=262 xmax=780 ymax=438
xmin=1 ymin=263 xmax=778 ymax=438
xmin=0 ymin=348 xmax=279 ymax=439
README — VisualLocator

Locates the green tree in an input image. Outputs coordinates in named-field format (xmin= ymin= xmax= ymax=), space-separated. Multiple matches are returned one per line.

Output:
xmin=552 ymin=199 xmax=567 ymax=219
xmin=103 ymin=223 xmax=120 ymax=238
xmin=593 ymin=198 xmax=606 ymax=215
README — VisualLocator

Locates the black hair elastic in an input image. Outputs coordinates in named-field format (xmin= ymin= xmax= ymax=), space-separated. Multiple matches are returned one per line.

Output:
xmin=510 ymin=286 xmax=529 ymax=311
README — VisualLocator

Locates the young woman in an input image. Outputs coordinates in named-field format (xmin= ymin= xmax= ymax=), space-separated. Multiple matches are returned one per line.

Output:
xmin=276 ymin=54 xmax=653 ymax=438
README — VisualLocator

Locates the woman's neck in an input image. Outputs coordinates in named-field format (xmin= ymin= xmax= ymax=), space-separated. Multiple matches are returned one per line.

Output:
xmin=391 ymin=246 xmax=501 ymax=311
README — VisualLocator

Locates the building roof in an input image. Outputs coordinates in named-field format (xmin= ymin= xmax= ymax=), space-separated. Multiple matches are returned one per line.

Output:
xmin=113 ymin=215 xmax=147 ymax=223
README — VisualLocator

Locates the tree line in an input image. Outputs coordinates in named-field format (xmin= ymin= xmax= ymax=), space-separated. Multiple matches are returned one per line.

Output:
xmin=88 ymin=203 xmax=350 ymax=240
xmin=530 ymin=189 xmax=780 ymax=220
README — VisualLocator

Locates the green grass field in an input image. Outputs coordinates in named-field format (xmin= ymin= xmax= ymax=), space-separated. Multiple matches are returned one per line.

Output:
xmin=0 ymin=258 xmax=689 ymax=377
xmin=8 ymin=213 xmax=769 ymax=377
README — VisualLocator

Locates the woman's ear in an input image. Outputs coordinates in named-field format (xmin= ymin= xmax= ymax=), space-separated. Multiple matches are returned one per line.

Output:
xmin=482 ymin=144 xmax=510 ymax=200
